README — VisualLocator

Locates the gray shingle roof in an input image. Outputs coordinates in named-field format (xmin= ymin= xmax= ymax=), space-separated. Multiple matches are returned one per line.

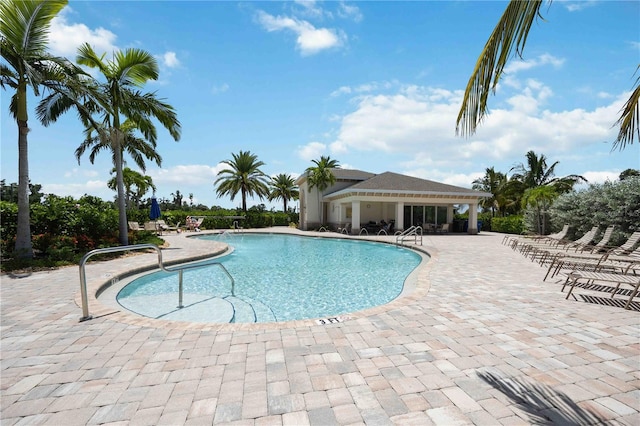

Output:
xmin=326 ymin=171 xmax=490 ymax=197
xmin=299 ymin=168 xmax=490 ymax=197
xmin=351 ymin=171 xmax=475 ymax=193
xmin=331 ymin=168 xmax=375 ymax=181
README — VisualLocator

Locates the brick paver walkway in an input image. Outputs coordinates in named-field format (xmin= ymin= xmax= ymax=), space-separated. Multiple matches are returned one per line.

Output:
xmin=1 ymin=228 xmax=638 ymax=425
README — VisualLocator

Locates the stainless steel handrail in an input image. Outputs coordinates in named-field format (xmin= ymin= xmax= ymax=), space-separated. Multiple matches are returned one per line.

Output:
xmin=78 ymin=243 xmax=234 ymax=322
xmin=395 ymin=226 xmax=423 ymax=246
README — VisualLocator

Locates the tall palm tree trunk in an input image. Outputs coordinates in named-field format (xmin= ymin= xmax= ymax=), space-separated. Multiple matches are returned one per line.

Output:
xmin=15 ymin=83 xmax=33 ymax=258
xmin=317 ymin=190 xmax=323 ymax=224
xmin=113 ymin=135 xmax=129 ymax=245
xmin=241 ymin=189 xmax=247 ymax=213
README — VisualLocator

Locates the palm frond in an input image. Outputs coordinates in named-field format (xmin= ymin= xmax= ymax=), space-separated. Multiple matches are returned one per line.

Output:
xmin=613 ymin=67 xmax=640 ymax=150
xmin=113 ymin=48 xmax=158 ymax=86
xmin=456 ymin=0 xmax=545 ymax=137
xmin=0 ymin=62 xmax=19 ymax=89
xmin=76 ymin=43 xmax=109 ymax=76
xmin=0 ymin=0 xmax=67 ymax=56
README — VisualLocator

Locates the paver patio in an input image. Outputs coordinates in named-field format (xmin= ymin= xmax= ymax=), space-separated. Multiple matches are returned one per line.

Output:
xmin=1 ymin=228 xmax=638 ymax=425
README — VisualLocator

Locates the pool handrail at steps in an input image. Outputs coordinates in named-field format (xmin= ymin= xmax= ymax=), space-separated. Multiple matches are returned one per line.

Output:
xmin=78 ymin=243 xmax=234 ymax=322
xmin=396 ymin=226 xmax=423 ymax=246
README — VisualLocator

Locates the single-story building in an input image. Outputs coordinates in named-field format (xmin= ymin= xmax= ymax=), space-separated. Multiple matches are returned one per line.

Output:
xmin=296 ymin=169 xmax=492 ymax=235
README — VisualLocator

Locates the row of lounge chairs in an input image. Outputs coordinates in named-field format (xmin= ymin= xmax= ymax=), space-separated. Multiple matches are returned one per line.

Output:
xmin=128 ymin=217 xmax=205 ymax=235
xmin=503 ymin=226 xmax=640 ymax=310
xmin=128 ymin=220 xmax=180 ymax=235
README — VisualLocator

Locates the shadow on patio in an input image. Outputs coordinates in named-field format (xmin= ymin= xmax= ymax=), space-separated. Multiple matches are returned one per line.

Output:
xmin=477 ymin=370 xmax=607 ymax=425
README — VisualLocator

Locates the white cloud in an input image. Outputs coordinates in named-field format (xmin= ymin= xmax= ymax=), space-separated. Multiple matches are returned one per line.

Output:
xmin=49 ymin=8 xmax=118 ymax=57
xmin=149 ymin=164 xmax=221 ymax=186
xmin=293 ymin=0 xmax=324 ymax=19
xmin=212 ymin=83 xmax=230 ymax=94
xmin=331 ymin=86 xmax=352 ymax=97
xmin=162 ymin=51 xmax=180 ymax=68
xmin=330 ymin=81 xmax=398 ymax=97
xmin=329 ymin=87 xmax=461 ymax=155
xmin=256 ymin=11 xmax=345 ymax=55
xmin=580 ymin=171 xmax=621 ymax=185
xmin=504 ymin=53 xmax=565 ymax=74
xmin=338 ymin=1 xmax=363 ymax=23
xmin=563 ymin=1 xmax=597 ymax=12
xmin=323 ymin=81 xmax=627 ymax=178
xmin=42 ymin=180 xmax=113 ymax=200
xmin=63 ymin=168 xmax=100 ymax=179
xmin=297 ymin=142 xmax=327 ymax=161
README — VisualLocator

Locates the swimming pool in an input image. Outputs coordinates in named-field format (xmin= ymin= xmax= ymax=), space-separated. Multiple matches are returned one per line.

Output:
xmin=116 ymin=233 xmax=423 ymax=324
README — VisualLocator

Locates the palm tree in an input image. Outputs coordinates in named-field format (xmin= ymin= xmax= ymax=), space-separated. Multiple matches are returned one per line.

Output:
xmin=472 ymin=167 xmax=508 ymax=217
xmin=170 ymin=190 xmax=183 ymax=208
xmin=305 ymin=156 xmax=340 ymax=224
xmin=268 ymin=174 xmax=299 ymax=212
xmin=0 ymin=0 xmax=77 ymax=257
xmin=456 ymin=0 xmax=638 ymax=150
xmin=107 ymin=167 xmax=156 ymax=209
xmin=521 ymin=185 xmax=558 ymax=235
xmin=511 ymin=151 xmax=586 ymax=194
xmin=214 ymin=151 xmax=270 ymax=213
xmin=38 ymin=43 xmax=181 ymax=245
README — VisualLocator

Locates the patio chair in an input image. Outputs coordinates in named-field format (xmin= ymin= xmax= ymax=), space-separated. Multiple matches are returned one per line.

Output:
xmin=506 ymin=224 xmax=570 ymax=249
xmin=143 ymin=221 xmax=163 ymax=235
xmin=156 ymin=219 xmax=180 ymax=233
xmin=521 ymin=226 xmax=600 ymax=263
xmin=186 ymin=216 xmax=205 ymax=232
xmin=544 ymin=243 xmax=640 ymax=282
xmin=437 ymin=223 xmax=449 ymax=234
xmin=607 ymin=231 xmax=640 ymax=256
xmin=563 ymin=261 xmax=640 ymax=310
xmin=576 ymin=225 xmax=616 ymax=254
xmin=128 ymin=221 xmax=142 ymax=232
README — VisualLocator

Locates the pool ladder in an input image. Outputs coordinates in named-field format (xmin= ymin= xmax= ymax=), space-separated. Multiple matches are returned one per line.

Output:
xmin=395 ymin=226 xmax=423 ymax=246
xmin=78 ymin=243 xmax=234 ymax=322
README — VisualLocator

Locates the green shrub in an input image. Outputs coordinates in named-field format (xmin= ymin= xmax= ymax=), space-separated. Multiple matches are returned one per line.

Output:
xmin=0 ymin=201 xmax=18 ymax=255
xmin=548 ymin=177 xmax=640 ymax=245
xmin=491 ymin=216 xmax=525 ymax=234
xmin=477 ymin=212 xmax=493 ymax=231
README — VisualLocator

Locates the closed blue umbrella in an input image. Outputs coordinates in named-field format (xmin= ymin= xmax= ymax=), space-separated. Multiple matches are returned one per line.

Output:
xmin=150 ymin=197 xmax=161 ymax=233
xmin=150 ymin=197 xmax=161 ymax=220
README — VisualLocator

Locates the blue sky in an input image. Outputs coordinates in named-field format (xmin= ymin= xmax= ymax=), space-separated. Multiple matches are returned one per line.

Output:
xmin=1 ymin=0 xmax=639 ymax=210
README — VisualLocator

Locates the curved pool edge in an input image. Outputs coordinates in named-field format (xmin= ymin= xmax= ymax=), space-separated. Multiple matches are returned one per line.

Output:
xmin=80 ymin=228 xmax=438 ymax=331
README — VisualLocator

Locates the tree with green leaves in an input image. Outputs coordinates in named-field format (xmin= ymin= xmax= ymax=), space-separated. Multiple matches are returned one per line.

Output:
xmin=268 ymin=173 xmax=299 ymax=212
xmin=619 ymin=169 xmax=639 ymax=181
xmin=305 ymin=156 xmax=340 ymax=225
xmin=521 ymin=185 xmax=558 ymax=235
xmin=457 ymin=0 xmax=639 ymax=150
xmin=214 ymin=151 xmax=270 ymax=213
xmin=0 ymin=0 xmax=83 ymax=257
xmin=171 ymin=190 xmax=183 ymax=208
xmin=37 ymin=43 xmax=181 ymax=245
xmin=511 ymin=150 xmax=586 ymax=194
xmin=107 ymin=167 xmax=156 ymax=209
xmin=472 ymin=167 xmax=509 ymax=217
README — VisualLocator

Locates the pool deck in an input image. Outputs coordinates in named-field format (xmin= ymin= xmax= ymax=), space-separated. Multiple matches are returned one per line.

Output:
xmin=1 ymin=228 xmax=638 ymax=425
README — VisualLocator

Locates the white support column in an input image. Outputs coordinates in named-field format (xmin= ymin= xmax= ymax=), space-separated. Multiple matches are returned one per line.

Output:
xmin=396 ymin=202 xmax=404 ymax=230
xmin=447 ymin=205 xmax=454 ymax=225
xmin=352 ymin=201 xmax=361 ymax=233
xmin=467 ymin=203 xmax=478 ymax=235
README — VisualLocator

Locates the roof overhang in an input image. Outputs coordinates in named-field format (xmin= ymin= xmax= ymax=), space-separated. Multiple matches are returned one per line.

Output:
xmin=324 ymin=188 xmax=492 ymax=201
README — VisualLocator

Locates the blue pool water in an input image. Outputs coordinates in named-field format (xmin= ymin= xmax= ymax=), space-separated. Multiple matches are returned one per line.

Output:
xmin=117 ymin=233 xmax=422 ymax=324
